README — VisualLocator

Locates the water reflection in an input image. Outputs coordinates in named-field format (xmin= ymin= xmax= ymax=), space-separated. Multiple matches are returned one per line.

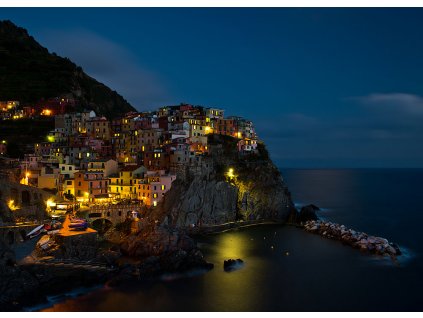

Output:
xmin=200 ymin=231 xmax=271 ymax=311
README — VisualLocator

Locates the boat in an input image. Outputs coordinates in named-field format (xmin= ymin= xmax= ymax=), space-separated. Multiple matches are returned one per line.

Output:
xmin=36 ymin=235 xmax=54 ymax=250
xmin=69 ymin=220 xmax=88 ymax=231
xmin=26 ymin=224 xmax=45 ymax=239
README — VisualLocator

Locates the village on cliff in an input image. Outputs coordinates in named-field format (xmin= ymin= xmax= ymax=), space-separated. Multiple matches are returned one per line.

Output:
xmin=0 ymin=99 xmax=259 ymax=222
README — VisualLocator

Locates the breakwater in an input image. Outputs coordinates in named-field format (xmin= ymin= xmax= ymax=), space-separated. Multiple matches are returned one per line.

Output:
xmin=303 ymin=220 xmax=401 ymax=257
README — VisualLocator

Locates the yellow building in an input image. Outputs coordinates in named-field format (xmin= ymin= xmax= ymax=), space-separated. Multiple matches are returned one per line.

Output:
xmin=37 ymin=167 xmax=60 ymax=190
xmin=109 ymin=165 xmax=146 ymax=199
xmin=62 ymin=179 xmax=75 ymax=197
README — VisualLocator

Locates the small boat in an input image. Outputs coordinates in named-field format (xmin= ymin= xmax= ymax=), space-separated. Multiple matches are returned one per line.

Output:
xmin=69 ymin=218 xmax=85 ymax=223
xmin=26 ymin=224 xmax=45 ymax=239
xmin=37 ymin=235 xmax=54 ymax=250
xmin=69 ymin=221 xmax=88 ymax=231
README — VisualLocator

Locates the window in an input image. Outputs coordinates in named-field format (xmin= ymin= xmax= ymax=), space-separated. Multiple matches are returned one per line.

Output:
xmin=161 ymin=185 xmax=165 ymax=191
xmin=153 ymin=193 xmax=158 ymax=198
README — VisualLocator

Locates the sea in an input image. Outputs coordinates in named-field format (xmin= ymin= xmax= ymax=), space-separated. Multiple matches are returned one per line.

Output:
xmin=33 ymin=169 xmax=423 ymax=311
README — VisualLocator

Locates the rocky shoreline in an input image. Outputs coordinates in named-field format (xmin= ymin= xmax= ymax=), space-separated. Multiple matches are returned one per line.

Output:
xmin=303 ymin=220 xmax=402 ymax=257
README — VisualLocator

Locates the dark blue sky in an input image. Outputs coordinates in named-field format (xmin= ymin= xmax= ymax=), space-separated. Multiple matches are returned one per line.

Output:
xmin=2 ymin=8 xmax=423 ymax=168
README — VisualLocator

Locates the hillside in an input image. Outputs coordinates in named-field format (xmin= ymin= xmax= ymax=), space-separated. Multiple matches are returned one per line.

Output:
xmin=0 ymin=20 xmax=136 ymax=119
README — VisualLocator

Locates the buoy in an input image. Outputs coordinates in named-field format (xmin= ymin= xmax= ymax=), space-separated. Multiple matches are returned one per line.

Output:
xmin=285 ymin=252 xmax=290 ymax=256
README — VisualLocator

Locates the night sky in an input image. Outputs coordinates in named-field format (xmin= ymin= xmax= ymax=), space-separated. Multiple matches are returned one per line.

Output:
xmin=1 ymin=8 xmax=423 ymax=168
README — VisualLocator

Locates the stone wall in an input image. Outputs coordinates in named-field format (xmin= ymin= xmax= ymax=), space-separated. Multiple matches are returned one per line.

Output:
xmin=0 ymin=180 xmax=51 ymax=223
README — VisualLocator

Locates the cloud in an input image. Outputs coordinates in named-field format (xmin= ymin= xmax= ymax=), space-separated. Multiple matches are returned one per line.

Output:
xmin=36 ymin=28 xmax=172 ymax=110
xmin=348 ymin=93 xmax=423 ymax=117
xmin=346 ymin=93 xmax=423 ymax=136
xmin=259 ymin=93 xmax=423 ymax=167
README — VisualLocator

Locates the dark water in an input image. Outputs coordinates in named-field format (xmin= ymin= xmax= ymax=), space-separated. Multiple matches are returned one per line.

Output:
xmin=38 ymin=169 xmax=423 ymax=311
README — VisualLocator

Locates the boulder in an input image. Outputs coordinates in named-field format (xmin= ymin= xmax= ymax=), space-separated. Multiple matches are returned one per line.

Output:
xmin=297 ymin=204 xmax=319 ymax=223
xmin=223 ymin=258 xmax=244 ymax=272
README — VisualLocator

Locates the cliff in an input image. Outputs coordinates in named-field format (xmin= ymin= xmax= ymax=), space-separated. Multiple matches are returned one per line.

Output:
xmin=0 ymin=20 xmax=136 ymax=119
xmin=154 ymin=135 xmax=295 ymax=228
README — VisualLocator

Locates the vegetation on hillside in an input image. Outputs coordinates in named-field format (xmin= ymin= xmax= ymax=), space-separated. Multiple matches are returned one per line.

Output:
xmin=0 ymin=117 xmax=54 ymax=158
xmin=0 ymin=20 xmax=136 ymax=119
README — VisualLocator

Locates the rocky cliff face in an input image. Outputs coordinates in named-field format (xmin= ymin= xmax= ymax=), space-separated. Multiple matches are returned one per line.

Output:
xmin=155 ymin=135 xmax=295 ymax=228
xmin=162 ymin=178 xmax=238 ymax=227
xmin=0 ymin=238 xmax=40 ymax=310
xmin=121 ymin=225 xmax=195 ymax=258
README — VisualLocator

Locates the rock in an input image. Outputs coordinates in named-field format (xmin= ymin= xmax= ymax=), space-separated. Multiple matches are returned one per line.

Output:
xmin=120 ymin=226 xmax=196 ymax=258
xmin=0 ymin=238 xmax=41 ymax=310
xmin=386 ymin=245 xmax=397 ymax=256
xmin=223 ymin=258 xmax=244 ymax=272
xmin=391 ymin=243 xmax=402 ymax=256
xmin=138 ymin=256 xmax=162 ymax=278
xmin=36 ymin=232 xmax=98 ymax=261
xmin=296 ymin=204 xmax=319 ymax=223
xmin=95 ymin=249 xmax=122 ymax=266
xmin=300 ymin=219 xmax=402 ymax=259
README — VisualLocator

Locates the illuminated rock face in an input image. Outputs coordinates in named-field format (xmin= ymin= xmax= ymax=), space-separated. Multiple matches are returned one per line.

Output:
xmin=171 ymin=179 xmax=238 ymax=227
xmin=156 ymin=140 xmax=295 ymax=228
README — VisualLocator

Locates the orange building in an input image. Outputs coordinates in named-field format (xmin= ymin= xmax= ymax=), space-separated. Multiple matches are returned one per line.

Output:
xmin=74 ymin=170 xmax=109 ymax=202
